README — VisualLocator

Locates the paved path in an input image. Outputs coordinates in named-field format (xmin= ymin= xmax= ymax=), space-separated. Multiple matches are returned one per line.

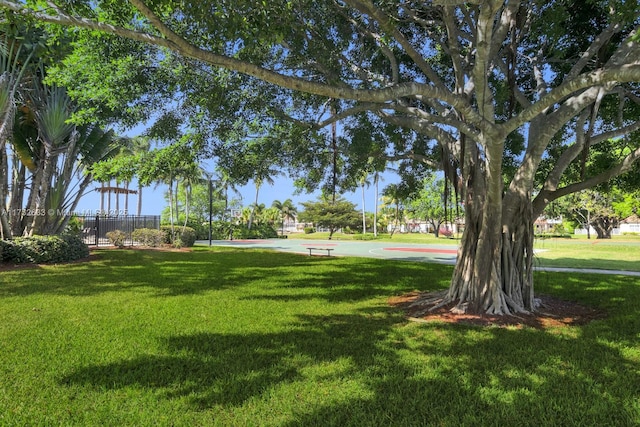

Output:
xmin=196 ymin=238 xmax=640 ymax=277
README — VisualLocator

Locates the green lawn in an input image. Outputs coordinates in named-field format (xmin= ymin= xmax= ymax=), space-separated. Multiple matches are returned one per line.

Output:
xmin=533 ymin=239 xmax=640 ymax=271
xmin=299 ymin=231 xmax=640 ymax=272
xmin=1 ymin=247 xmax=639 ymax=426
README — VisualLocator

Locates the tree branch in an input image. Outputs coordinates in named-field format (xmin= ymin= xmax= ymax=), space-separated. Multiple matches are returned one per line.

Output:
xmin=502 ymin=65 xmax=640 ymax=135
xmin=0 ymin=0 xmax=485 ymax=116
xmin=341 ymin=0 xmax=448 ymax=90
xmin=566 ymin=21 xmax=624 ymax=80
xmin=533 ymin=144 xmax=640 ymax=217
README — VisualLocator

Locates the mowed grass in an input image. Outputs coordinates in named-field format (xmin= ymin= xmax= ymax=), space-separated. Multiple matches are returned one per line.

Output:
xmin=533 ymin=238 xmax=640 ymax=271
xmin=1 ymin=247 xmax=639 ymax=426
xmin=301 ymin=231 xmax=640 ymax=272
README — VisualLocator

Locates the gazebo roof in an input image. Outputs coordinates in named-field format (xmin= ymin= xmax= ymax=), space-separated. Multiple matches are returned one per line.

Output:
xmin=95 ymin=186 xmax=138 ymax=195
xmin=621 ymin=214 xmax=640 ymax=224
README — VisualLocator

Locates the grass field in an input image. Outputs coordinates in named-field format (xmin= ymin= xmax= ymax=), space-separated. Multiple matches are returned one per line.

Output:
xmin=1 ymin=247 xmax=639 ymax=426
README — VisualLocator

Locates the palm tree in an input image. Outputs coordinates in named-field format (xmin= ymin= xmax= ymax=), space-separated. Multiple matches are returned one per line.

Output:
xmin=47 ymin=125 xmax=121 ymax=234
xmin=24 ymin=85 xmax=76 ymax=236
xmin=381 ymin=183 xmax=406 ymax=238
xmin=248 ymin=175 xmax=274 ymax=231
xmin=210 ymin=167 xmax=242 ymax=222
xmin=262 ymin=206 xmax=280 ymax=227
xmin=0 ymin=26 xmax=40 ymax=237
xmin=247 ymin=161 xmax=281 ymax=230
xmin=359 ymin=174 xmax=370 ymax=234
xmin=272 ymin=198 xmax=297 ymax=235
xmin=124 ymin=136 xmax=151 ymax=216
xmin=373 ymin=171 xmax=381 ymax=237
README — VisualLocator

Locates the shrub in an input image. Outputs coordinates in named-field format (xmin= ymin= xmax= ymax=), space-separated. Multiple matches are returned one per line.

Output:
xmin=61 ymin=233 xmax=90 ymax=261
xmin=0 ymin=234 xmax=89 ymax=264
xmin=209 ymin=221 xmax=234 ymax=240
xmin=352 ymin=234 xmax=380 ymax=241
xmin=64 ymin=215 xmax=84 ymax=235
xmin=232 ymin=223 xmax=278 ymax=239
xmin=131 ymin=228 xmax=164 ymax=247
xmin=304 ymin=227 xmax=315 ymax=234
xmin=439 ymin=228 xmax=453 ymax=238
xmin=160 ymin=225 xmax=197 ymax=247
xmin=535 ymin=233 xmax=572 ymax=239
xmin=106 ymin=230 xmax=127 ymax=247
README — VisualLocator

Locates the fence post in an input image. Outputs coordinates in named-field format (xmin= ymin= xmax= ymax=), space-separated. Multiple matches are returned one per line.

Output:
xmin=94 ymin=214 xmax=100 ymax=246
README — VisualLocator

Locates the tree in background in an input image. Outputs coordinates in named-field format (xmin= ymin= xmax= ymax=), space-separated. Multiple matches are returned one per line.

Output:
xmin=298 ymin=196 xmax=360 ymax=240
xmin=407 ymin=176 xmax=460 ymax=238
xmin=545 ymin=185 xmax=640 ymax=239
xmin=380 ymin=183 xmax=412 ymax=237
xmin=568 ymin=190 xmax=617 ymax=239
xmin=0 ymin=18 xmax=124 ymax=237
xmin=612 ymin=190 xmax=640 ymax=220
xmin=272 ymin=199 xmax=297 ymax=235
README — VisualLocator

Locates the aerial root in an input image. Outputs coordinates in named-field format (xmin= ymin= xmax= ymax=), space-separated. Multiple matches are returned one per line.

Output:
xmin=407 ymin=289 xmax=447 ymax=308
xmin=405 ymin=290 xmax=449 ymax=317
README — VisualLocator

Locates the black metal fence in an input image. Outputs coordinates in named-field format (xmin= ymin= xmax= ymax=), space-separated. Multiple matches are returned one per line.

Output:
xmin=80 ymin=215 xmax=161 ymax=246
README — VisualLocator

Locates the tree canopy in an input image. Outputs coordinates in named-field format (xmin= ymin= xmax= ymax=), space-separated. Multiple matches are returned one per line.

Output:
xmin=298 ymin=196 xmax=360 ymax=239
xmin=3 ymin=0 xmax=640 ymax=315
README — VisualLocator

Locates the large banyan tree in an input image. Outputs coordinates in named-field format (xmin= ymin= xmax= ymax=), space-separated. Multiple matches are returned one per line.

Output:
xmin=2 ymin=0 xmax=639 ymax=314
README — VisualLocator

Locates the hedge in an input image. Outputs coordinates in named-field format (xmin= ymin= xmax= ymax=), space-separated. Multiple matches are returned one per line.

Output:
xmin=131 ymin=228 xmax=165 ymax=247
xmin=0 ymin=234 xmax=89 ymax=264
xmin=160 ymin=225 xmax=197 ymax=247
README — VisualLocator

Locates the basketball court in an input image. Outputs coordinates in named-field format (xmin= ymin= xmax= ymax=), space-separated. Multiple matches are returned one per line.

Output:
xmin=198 ymin=238 xmax=459 ymax=264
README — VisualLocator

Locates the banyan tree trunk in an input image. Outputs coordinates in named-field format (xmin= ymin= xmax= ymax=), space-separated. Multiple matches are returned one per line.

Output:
xmin=446 ymin=191 xmax=536 ymax=315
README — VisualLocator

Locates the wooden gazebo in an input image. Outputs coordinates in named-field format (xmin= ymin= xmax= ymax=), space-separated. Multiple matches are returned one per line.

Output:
xmin=96 ymin=183 xmax=139 ymax=215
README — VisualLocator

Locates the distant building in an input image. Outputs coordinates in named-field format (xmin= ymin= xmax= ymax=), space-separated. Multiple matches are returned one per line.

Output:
xmin=574 ymin=214 xmax=640 ymax=236
xmin=620 ymin=214 xmax=640 ymax=234
xmin=534 ymin=216 xmax=562 ymax=234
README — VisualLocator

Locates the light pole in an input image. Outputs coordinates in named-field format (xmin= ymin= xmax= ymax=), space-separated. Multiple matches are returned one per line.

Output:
xmin=208 ymin=176 xmax=213 ymax=246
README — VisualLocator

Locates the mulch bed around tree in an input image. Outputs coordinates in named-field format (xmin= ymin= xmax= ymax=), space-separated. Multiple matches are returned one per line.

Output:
xmin=389 ymin=291 xmax=607 ymax=329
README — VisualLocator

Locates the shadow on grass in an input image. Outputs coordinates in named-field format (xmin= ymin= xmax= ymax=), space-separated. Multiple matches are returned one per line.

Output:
xmin=7 ymin=247 xmax=640 ymax=424
xmin=0 ymin=249 xmax=317 ymax=297
xmin=58 ymin=309 xmax=639 ymax=425
xmin=0 ymin=248 xmax=451 ymax=302
xmin=59 ymin=312 xmax=400 ymax=407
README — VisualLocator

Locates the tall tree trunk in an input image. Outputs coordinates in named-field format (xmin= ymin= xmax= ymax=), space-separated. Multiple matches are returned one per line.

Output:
xmin=100 ymin=182 xmax=105 ymax=213
xmin=361 ymin=181 xmax=366 ymax=234
xmin=248 ymin=183 xmax=260 ymax=231
xmin=374 ymin=173 xmax=378 ymax=237
xmin=591 ymin=216 xmax=616 ymax=239
xmin=22 ymin=147 xmax=45 ymax=235
xmin=25 ymin=148 xmax=57 ymax=236
xmin=0 ymin=146 xmax=11 ymax=239
xmin=30 ymin=153 xmax=57 ymax=235
xmin=9 ymin=159 xmax=26 ymax=237
xmin=115 ymin=182 xmax=120 ymax=214
xmin=52 ymin=173 xmax=93 ymax=234
xmin=442 ymin=134 xmax=536 ymax=315
xmin=124 ymin=181 xmax=129 ymax=215
xmin=168 ymin=177 xmax=175 ymax=240
xmin=182 ymin=182 xmax=191 ymax=233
